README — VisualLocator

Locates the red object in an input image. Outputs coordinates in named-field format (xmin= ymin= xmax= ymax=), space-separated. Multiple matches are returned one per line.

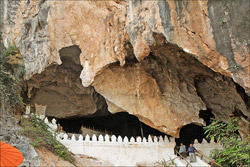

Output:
xmin=0 ymin=142 xmax=24 ymax=167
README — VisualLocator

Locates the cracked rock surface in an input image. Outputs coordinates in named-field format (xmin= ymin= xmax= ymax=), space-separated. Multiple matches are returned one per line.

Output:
xmin=2 ymin=0 xmax=250 ymax=138
xmin=93 ymin=34 xmax=249 ymax=137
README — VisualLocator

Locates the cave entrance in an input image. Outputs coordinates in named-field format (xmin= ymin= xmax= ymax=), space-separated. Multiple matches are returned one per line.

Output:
xmin=176 ymin=124 xmax=206 ymax=147
xmin=199 ymin=108 xmax=215 ymax=125
xmin=56 ymin=112 xmax=167 ymax=139
xmin=22 ymin=45 xmax=109 ymax=118
xmin=21 ymin=44 xmax=167 ymax=140
xmin=175 ymin=109 xmax=215 ymax=147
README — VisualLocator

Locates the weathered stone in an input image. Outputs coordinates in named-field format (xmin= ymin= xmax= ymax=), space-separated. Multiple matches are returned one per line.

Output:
xmin=125 ymin=0 xmax=250 ymax=92
xmin=5 ymin=0 xmax=248 ymax=90
xmin=93 ymin=36 xmax=249 ymax=137
xmin=0 ymin=102 xmax=40 ymax=166
xmin=2 ymin=0 xmax=250 ymax=138
xmin=23 ymin=45 xmax=109 ymax=118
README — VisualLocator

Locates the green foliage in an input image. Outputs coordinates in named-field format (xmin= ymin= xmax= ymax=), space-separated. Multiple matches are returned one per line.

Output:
xmin=230 ymin=64 xmax=241 ymax=72
xmin=204 ymin=118 xmax=250 ymax=167
xmin=0 ymin=45 xmax=23 ymax=108
xmin=21 ymin=116 xmax=75 ymax=163
xmin=4 ymin=45 xmax=18 ymax=57
xmin=220 ymin=17 xmax=227 ymax=25
xmin=156 ymin=158 xmax=177 ymax=167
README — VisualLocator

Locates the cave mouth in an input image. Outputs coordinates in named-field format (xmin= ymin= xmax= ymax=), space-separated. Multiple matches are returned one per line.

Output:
xmin=22 ymin=45 xmax=109 ymax=118
xmin=55 ymin=112 xmax=168 ymax=139
xmin=176 ymin=108 xmax=218 ymax=147
xmin=175 ymin=124 xmax=206 ymax=147
xmin=199 ymin=108 xmax=215 ymax=125
xmin=175 ymin=109 xmax=215 ymax=146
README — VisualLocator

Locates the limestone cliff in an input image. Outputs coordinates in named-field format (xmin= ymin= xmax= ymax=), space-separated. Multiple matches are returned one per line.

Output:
xmin=2 ymin=0 xmax=250 ymax=138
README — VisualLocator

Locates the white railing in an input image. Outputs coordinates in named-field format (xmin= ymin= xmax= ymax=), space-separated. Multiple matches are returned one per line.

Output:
xmin=58 ymin=133 xmax=172 ymax=144
xmin=193 ymin=139 xmax=222 ymax=163
xmin=39 ymin=115 xmax=221 ymax=166
xmin=58 ymin=133 xmax=176 ymax=166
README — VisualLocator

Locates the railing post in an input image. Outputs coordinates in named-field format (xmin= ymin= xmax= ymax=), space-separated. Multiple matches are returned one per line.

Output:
xmin=136 ymin=136 xmax=142 ymax=142
xmin=92 ymin=134 xmax=97 ymax=142
xmin=71 ymin=134 xmax=76 ymax=141
xmin=111 ymin=135 xmax=117 ymax=142
xmin=78 ymin=135 xmax=83 ymax=141
xmin=85 ymin=134 xmax=90 ymax=141
xmin=196 ymin=150 xmax=222 ymax=167
xmin=175 ymin=149 xmax=193 ymax=167
xmin=123 ymin=136 xmax=129 ymax=143
xmin=117 ymin=136 xmax=122 ymax=143
xmin=98 ymin=134 xmax=104 ymax=142
xmin=153 ymin=136 xmax=158 ymax=143
xmin=159 ymin=136 xmax=164 ymax=143
xmin=130 ymin=137 xmax=135 ymax=143
xmin=164 ymin=135 xmax=168 ymax=142
xmin=148 ymin=135 xmax=153 ymax=143
xmin=105 ymin=134 xmax=110 ymax=142
xmin=63 ymin=133 xmax=68 ymax=140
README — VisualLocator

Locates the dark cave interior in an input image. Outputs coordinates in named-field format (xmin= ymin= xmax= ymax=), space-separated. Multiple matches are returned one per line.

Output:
xmin=55 ymin=108 xmax=215 ymax=145
xmin=175 ymin=109 xmax=215 ymax=147
xmin=176 ymin=124 xmax=206 ymax=147
xmin=55 ymin=112 xmax=168 ymax=139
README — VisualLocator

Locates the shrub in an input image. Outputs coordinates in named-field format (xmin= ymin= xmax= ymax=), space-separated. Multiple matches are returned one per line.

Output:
xmin=204 ymin=118 xmax=250 ymax=167
xmin=20 ymin=116 xmax=75 ymax=163
xmin=157 ymin=158 xmax=177 ymax=167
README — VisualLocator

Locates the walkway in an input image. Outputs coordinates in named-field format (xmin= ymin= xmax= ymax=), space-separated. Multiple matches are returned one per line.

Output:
xmin=174 ymin=155 xmax=210 ymax=167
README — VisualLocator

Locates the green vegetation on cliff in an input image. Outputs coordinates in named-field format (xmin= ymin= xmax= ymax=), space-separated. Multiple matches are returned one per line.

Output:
xmin=204 ymin=118 xmax=250 ymax=167
xmin=0 ymin=45 xmax=24 ymax=108
xmin=0 ymin=44 xmax=75 ymax=164
xmin=21 ymin=115 xmax=75 ymax=163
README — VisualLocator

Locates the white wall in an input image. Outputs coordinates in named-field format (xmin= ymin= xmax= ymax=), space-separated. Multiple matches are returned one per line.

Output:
xmin=42 ymin=117 xmax=221 ymax=166
xmin=58 ymin=134 xmax=221 ymax=166
xmin=59 ymin=134 xmax=175 ymax=166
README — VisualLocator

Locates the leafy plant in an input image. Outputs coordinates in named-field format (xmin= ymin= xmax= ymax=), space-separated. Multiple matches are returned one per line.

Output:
xmin=230 ymin=64 xmax=240 ymax=71
xmin=204 ymin=118 xmax=250 ymax=167
xmin=156 ymin=158 xmax=177 ymax=167
xmin=220 ymin=17 xmax=227 ymax=25
xmin=20 ymin=115 xmax=75 ymax=163
xmin=4 ymin=45 xmax=17 ymax=56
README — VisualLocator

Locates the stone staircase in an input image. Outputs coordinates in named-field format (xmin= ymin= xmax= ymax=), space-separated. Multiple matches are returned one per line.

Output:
xmin=174 ymin=155 xmax=211 ymax=167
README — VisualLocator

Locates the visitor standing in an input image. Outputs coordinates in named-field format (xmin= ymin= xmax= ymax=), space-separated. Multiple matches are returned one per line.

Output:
xmin=187 ymin=144 xmax=197 ymax=162
xmin=179 ymin=143 xmax=187 ymax=158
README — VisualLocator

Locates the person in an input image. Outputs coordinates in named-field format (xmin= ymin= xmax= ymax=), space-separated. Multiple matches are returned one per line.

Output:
xmin=187 ymin=144 xmax=197 ymax=163
xmin=174 ymin=145 xmax=180 ymax=155
xmin=179 ymin=143 xmax=187 ymax=158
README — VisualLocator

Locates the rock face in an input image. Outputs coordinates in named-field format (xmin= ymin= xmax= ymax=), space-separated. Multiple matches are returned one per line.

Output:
xmin=0 ymin=101 xmax=41 ymax=166
xmin=126 ymin=0 xmax=250 ymax=92
xmin=23 ymin=45 xmax=109 ymax=118
xmin=2 ymin=0 xmax=250 ymax=137
xmin=93 ymin=34 xmax=249 ymax=137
